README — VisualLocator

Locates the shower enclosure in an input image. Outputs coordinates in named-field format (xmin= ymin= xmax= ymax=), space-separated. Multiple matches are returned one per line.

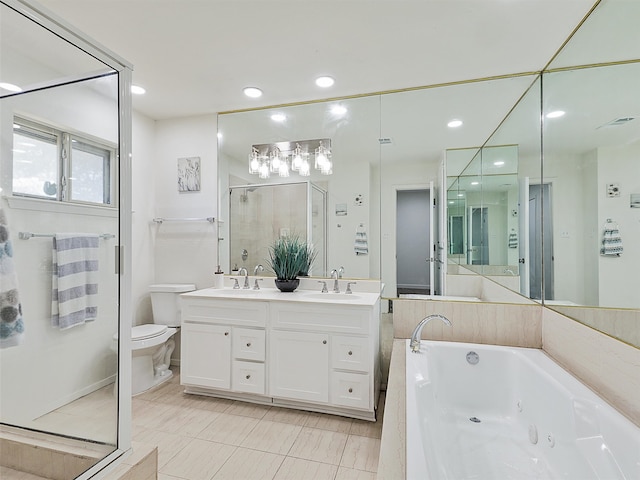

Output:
xmin=228 ymin=182 xmax=327 ymax=277
xmin=0 ymin=1 xmax=132 ymax=478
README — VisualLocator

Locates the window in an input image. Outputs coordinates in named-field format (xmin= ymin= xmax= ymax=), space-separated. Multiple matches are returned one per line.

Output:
xmin=12 ymin=117 xmax=116 ymax=206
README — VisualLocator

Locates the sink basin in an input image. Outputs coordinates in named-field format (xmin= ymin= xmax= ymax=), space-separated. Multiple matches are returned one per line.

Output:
xmin=303 ymin=293 xmax=362 ymax=301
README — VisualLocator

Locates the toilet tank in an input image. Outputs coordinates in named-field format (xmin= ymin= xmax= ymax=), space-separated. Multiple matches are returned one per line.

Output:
xmin=149 ymin=284 xmax=196 ymax=326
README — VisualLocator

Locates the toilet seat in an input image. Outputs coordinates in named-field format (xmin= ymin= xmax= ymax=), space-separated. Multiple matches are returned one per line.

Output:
xmin=132 ymin=324 xmax=168 ymax=341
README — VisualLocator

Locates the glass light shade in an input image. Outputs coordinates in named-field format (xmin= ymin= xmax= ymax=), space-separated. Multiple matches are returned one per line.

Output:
xmin=278 ymin=160 xmax=290 ymax=177
xmin=299 ymin=160 xmax=311 ymax=176
xmin=258 ymin=162 xmax=270 ymax=178
xmin=291 ymin=153 xmax=303 ymax=171
xmin=320 ymin=160 xmax=333 ymax=175
xmin=249 ymin=152 xmax=260 ymax=174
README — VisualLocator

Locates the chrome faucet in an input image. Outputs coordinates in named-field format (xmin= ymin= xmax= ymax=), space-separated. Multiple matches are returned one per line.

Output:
xmin=410 ymin=314 xmax=451 ymax=353
xmin=338 ymin=266 xmax=345 ymax=278
xmin=318 ymin=280 xmax=328 ymax=293
xmin=330 ymin=269 xmax=340 ymax=293
xmin=253 ymin=264 xmax=264 ymax=289
xmin=238 ymin=267 xmax=250 ymax=289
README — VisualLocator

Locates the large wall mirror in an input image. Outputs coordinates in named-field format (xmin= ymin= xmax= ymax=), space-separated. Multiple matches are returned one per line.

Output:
xmin=218 ymin=0 xmax=638 ymax=348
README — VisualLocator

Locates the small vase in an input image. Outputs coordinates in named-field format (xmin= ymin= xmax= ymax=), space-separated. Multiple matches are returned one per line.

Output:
xmin=274 ymin=278 xmax=300 ymax=292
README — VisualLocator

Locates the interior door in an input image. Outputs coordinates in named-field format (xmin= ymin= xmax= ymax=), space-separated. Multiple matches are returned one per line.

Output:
xmin=396 ymin=187 xmax=432 ymax=295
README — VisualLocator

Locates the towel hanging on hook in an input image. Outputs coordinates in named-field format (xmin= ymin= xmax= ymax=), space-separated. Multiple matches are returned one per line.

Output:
xmin=354 ymin=223 xmax=368 ymax=256
xmin=600 ymin=218 xmax=623 ymax=256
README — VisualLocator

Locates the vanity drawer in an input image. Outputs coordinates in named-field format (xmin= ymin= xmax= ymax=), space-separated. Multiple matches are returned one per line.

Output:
xmin=331 ymin=335 xmax=369 ymax=373
xmin=232 ymin=360 xmax=265 ymax=395
xmin=232 ymin=327 xmax=265 ymax=361
xmin=182 ymin=298 xmax=268 ymax=327
xmin=330 ymin=372 xmax=370 ymax=410
xmin=270 ymin=302 xmax=370 ymax=334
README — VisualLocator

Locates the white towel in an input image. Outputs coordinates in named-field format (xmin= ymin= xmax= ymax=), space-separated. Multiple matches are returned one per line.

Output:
xmin=600 ymin=226 xmax=623 ymax=256
xmin=0 ymin=208 xmax=24 ymax=348
xmin=51 ymin=234 xmax=100 ymax=330
xmin=354 ymin=225 xmax=368 ymax=256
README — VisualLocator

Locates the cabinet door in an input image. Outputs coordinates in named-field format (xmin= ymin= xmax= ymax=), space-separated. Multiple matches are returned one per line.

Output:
xmin=181 ymin=323 xmax=231 ymax=389
xmin=270 ymin=330 xmax=329 ymax=403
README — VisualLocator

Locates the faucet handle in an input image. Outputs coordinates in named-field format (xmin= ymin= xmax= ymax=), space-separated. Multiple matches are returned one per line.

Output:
xmin=231 ymin=278 xmax=240 ymax=289
xmin=345 ymin=282 xmax=357 ymax=294
xmin=253 ymin=278 xmax=263 ymax=290
xmin=318 ymin=280 xmax=328 ymax=293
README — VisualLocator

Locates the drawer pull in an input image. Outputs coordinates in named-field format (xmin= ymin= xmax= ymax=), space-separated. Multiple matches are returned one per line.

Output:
xmin=224 ymin=331 xmax=229 ymax=336
xmin=246 ymin=342 xmax=252 ymax=347
xmin=322 ymin=340 xmax=327 ymax=345
xmin=348 ymin=350 xmax=353 ymax=356
xmin=245 ymin=374 xmax=251 ymax=380
xmin=348 ymin=388 xmax=353 ymax=393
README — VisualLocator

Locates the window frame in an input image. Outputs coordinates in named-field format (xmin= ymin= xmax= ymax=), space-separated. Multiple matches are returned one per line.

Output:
xmin=12 ymin=116 xmax=117 ymax=208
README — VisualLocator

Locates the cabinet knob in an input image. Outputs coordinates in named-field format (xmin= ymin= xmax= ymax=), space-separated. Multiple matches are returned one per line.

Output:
xmin=245 ymin=374 xmax=251 ymax=380
xmin=322 ymin=340 xmax=327 ymax=345
xmin=348 ymin=388 xmax=353 ymax=393
xmin=224 ymin=331 xmax=229 ymax=336
xmin=348 ymin=350 xmax=353 ymax=356
xmin=246 ymin=342 xmax=252 ymax=347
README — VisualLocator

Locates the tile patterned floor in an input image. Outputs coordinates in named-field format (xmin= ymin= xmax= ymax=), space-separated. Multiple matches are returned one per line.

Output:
xmin=135 ymin=367 xmax=384 ymax=480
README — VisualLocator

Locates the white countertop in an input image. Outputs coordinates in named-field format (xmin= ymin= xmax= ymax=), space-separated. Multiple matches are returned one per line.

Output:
xmin=182 ymin=287 xmax=380 ymax=306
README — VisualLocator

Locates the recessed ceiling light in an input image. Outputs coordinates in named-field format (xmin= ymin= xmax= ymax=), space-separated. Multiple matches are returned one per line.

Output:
xmin=271 ymin=113 xmax=286 ymax=122
xmin=243 ymin=87 xmax=263 ymax=98
xmin=457 ymin=193 xmax=464 ymax=197
xmin=131 ymin=85 xmax=146 ymax=95
xmin=471 ymin=181 xmax=479 ymax=185
xmin=494 ymin=161 xmax=505 ymax=166
xmin=447 ymin=119 xmax=463 ymax=128
xmin=316 ymin=76 xmax=335 ymax=88
xmin=331 ymin=105 xmax=347 ymax=115
xmin=545 ymin=110 xmax=565 ymax=119
xmin=0 ymin=82 xmax=22 ymax=92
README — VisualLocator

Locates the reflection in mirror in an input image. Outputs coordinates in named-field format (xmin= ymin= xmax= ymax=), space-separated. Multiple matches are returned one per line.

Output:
xmin=218 ymin=95 xmax=382 ymax=279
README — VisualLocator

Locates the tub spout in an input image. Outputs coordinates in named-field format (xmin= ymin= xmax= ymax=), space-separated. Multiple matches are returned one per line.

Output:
xmin=410 ymin=314 xmax=451 ymax=353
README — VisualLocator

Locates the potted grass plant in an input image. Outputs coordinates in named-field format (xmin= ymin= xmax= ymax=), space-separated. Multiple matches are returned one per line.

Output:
xmin=266 ymin=235 xmax=316 ymax=292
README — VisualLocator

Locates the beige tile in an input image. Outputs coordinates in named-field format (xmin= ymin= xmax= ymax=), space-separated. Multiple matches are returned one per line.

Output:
xmin=303 ymin=412 xmax=353 ymax=434
xmin=263 ymin=406 xmax=310 ymax=426
xmin=158 ymin=392 xmax=234 ymax=413
xmin=132 ymin=399 xmax=175 ymax=429
xmin=149 ymin=405 xmax=220 ymax=437
xmin=211 ymin=447 xmax=284 ymax=480
xmin=137 ymin=381 xmax=184 ymax=402
xmin=225 ymin=400 xmax=271 ymax=419
xmin=272 ymin=457 xmax=338 ymax=480
xmin=335 ymin=466 xmax=377 ymax=480
xmin=239 ymin=419 xmax=302 ymax=455
xmin=160 ymin=438 xmax=235 ymax=480
xmin=340 ymin=436 xmax=380 ymax=472
xmin=196 ymin=412 xmax=259 ymax=446
xmin=0 ymin=466 xmax=49 ymax=479
xmin=134 ymin=426 xmax=194 ymax=468
xmin=348 ymin=416 xmax=382 ymax=439
xmin=158 ymin=474 xmax=185 ymax=480
xmin=288 ymin=427 xmax=348 ymax=465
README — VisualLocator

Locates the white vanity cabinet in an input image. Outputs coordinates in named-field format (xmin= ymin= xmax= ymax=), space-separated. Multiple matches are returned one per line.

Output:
xmin=180 ymin=288 xmax=380 ymax=421
xmin=181 ymin=296 xmax=268 ymax=396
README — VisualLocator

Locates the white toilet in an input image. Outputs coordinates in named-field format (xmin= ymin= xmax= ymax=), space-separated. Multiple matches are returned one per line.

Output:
xmin=115 ymin=283 xmax=195 ymax=395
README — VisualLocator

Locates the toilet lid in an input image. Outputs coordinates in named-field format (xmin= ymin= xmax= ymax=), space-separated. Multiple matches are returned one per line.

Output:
xmin=131 ymin=324 xmax=168 ymax=341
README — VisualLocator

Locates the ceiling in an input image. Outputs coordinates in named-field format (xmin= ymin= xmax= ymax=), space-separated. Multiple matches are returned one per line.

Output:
xmin=31 ymin=0 xmax=599 ymax=120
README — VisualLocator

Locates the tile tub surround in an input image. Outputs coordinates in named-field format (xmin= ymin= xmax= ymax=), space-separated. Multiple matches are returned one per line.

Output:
xmin=393 ymin=299 xmax=542 ymax=348
xmin=378 ymin=308 xmax=640 ymax=479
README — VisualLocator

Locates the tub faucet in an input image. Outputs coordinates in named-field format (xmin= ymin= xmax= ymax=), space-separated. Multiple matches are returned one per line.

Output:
xmin=410 ymin=314 xmax=452 ymax=353
xmin=330 ymin=269 xmax=340 ymax=293
xmin=238 ymin=267 xmax=250 ymax=289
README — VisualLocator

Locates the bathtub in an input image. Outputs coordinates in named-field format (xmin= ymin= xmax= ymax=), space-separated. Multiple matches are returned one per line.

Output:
xmin=406 ymin=340 xmax=640 ymax=479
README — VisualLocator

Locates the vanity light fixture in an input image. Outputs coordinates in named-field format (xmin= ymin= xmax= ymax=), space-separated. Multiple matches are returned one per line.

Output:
xmin=248 ymin=139 xmax=331 ymax=179
xmin=243 ymin=87 xmax=263 ymax=98
xmin=0 ymin=82 xmax=22 ymax=92
xmin=447 ymin=119 xmax=463 ymax=128
xmin=316 ymin=76 xmax=335 ymax=88
xmin=545 ymin=110 xmax=565 ymax=119
xmin=131 ymin=85 xmax=146 ymax=95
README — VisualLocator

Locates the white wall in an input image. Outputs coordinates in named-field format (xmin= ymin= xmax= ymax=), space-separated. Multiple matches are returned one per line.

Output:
xmin=596 ymin=143 xmax=640 ymax=308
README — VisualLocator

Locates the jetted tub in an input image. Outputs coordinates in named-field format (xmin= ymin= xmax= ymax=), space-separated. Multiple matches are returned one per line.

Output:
xmin=406 ymin=340 xmax=640 ymax=479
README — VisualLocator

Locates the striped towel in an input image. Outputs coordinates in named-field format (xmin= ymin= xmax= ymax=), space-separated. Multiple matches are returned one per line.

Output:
xmin=51 ymin=234 xmax=99 ymax=330
xmin=0 ymin=208 xmax=25 ymax=349
xmin=508 ymin=231 xmax=518 ymax=249
xmin=354 ymin=225 xmax=368 ymax=256
xmin=600 ymin=226 xmax=623 ymax=256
